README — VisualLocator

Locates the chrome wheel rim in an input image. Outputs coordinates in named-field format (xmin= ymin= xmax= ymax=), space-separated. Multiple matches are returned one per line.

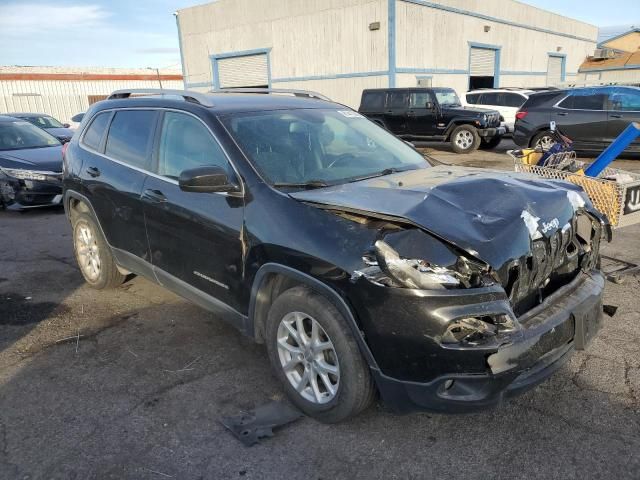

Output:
xmin=536 ymin=135 xmax=554 ymax=151
xmin=454 ymin=130 xmax=474 ymax=150
xmin=75 ymin=222 xmax=101 ymax=281
xmin=276 ymin=312 xmax=340 ymax=404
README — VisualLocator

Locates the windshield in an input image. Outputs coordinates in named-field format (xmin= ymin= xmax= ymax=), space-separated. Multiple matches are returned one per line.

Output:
xmin=0 ymin=120 xmax=61 ymax=151
xmin=222 ymin=109 xmax=429 ymax=187
xmin=24 ymin=115 xmax=65 ymax=129
xmin=434 ymin=89 xmax=461 ymax=107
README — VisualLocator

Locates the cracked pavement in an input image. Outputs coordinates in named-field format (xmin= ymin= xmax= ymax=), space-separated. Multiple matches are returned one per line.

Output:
xmin=1 ymin=146 xmax=639 ymax=479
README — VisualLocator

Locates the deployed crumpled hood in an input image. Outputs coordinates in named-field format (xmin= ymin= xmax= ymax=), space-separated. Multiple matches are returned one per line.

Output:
xmin=291 ymin=166 xmax=592 ymax=270
xmin=0 ymin=146 xmax=63 ymax=172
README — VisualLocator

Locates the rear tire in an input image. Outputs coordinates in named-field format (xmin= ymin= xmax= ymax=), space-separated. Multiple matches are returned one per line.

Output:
xmin=72 ymin=212 xmax=125 ymax=289
xmin=450 ymin=125 xmax=480 ymax=154
xmin=479 ymin=135 xmax=502 ymax=150
xmin=265 ymin=285 xmax=375 ymax=423
xmin=531 ymin=130 xmax=555 ymax=151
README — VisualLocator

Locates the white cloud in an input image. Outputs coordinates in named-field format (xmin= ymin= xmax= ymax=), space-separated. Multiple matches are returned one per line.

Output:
xmin=0 ymin=3 xmax=110 ymax=35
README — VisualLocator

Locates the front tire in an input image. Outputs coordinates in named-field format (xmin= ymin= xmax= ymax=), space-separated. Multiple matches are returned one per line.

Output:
xmin=72 ymin=212 xmax=125 ymax=289
xmin=265 ymin=286 xmax=375 ymax=423
xmin=450 ymin=125 xmax=480 ymax=154
xmin=479 ymin=135 xmax=502 ymax=150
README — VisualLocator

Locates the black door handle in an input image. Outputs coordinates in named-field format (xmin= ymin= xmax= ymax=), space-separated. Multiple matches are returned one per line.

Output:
xmin=610 ymin=114 xmax=622 ymax=118
xmin=86 ymin=166 xmax=100 ymax=177
xmin=142 ymin=189 xmax=167 ymax=203
xmin=557 ymin=112 xmax=568 ymax=116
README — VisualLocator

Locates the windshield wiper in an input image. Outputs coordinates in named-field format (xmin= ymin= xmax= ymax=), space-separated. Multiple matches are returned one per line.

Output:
xmin=272 ymin=180 xmax=330 ymax=190
xmin=347 ymin=167 xmax=411 ymax=183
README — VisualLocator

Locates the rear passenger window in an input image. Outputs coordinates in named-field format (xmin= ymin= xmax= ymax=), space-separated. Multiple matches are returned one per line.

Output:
xmin=82 ymin=112 xmax=110 ymax=151
xmin=481 ymin=93 xmax=499 ymax=105
xmin=105 ymin=110 xmax=156 ymax=169
xmin=157 ymin=112 xmax=230 ymax=179
xmin=559 ymin=91 xmax=606 ymax=111
xmin=360 ymin=92 xmax=385 ymax=111
xmin=389 ymin=92 xmax=409 ymax=108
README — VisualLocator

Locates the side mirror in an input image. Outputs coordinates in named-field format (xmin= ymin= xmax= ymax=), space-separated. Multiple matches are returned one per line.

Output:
xmin=178 ymin=166 xmax=240 ymax=193
xmin=63 ymin=123 xmax=70 ymax=128
xmin=425 ymin=101 xmax=435 ymax=110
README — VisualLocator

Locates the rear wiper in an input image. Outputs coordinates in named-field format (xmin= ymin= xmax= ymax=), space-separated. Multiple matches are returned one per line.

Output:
xmin=272 ymin=180 xmax=330 ymax=190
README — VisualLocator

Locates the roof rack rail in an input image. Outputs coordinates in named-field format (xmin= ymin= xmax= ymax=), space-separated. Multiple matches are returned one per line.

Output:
xmin=213 ymin=88 xmax=332 ymax=102
xmin=557 ymin=81 xmax=640 ymax=88
xmin=107 ymin=89 xmax=215 ymax=107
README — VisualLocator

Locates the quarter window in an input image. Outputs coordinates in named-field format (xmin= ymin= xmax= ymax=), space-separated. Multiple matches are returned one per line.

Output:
xmin=466 ymin=93 xmax=480 ymax=105
xmin=559 ymin=91 xmax=607 ymax=110
xmin=82 ymin=112 xmax=111 ymax=151
xmin=157 ymin=111 xmax=230 ymax=179
xmin=360 ymin=92 xmax=385 ymax=111
xmin=105 ymin=110 xmax=157 ymax=169
xmin=503 ymin=93 xmax=527 ymax=108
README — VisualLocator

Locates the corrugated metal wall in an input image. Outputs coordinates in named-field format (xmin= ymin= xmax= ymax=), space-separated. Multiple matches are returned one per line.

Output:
xmin=177 ymin=0 xmax=598 ymax=107
xmin=0 ymin=79 xmax=183 ymax=124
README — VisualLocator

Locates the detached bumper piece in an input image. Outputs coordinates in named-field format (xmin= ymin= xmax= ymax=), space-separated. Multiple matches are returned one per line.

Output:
xmin=355 ymin=271 xmax=605 ymax=414
xmin=0 ymin=172 xmax=63 ymax=210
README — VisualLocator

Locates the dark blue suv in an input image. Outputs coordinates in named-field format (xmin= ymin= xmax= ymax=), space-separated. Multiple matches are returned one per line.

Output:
xmin=63 ymin=88 xmax=608 ymax=422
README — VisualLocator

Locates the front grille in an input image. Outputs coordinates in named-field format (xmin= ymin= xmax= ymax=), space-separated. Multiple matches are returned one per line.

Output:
xmin=502 ymin=212 xmax=601 ymax=316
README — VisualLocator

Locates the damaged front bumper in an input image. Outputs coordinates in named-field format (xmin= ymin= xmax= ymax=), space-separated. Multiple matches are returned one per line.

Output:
xmin=0 ymin=171 xmax=63 ymax=210
xmin=350 ymin=270 xmax=605 ymax=414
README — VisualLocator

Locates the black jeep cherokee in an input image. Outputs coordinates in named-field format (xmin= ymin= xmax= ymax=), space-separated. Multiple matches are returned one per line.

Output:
xmin=358 ymin=87 xmax=505 ymax=153
xmin=63 ymin=88 xmax=607 ymax=422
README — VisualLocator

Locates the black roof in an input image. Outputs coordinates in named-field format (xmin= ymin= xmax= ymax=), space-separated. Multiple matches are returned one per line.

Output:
xmin=92 ymin=92 xmax=342 ymax=115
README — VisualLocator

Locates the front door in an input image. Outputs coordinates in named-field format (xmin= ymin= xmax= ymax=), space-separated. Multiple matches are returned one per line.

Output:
xmin=142 ymin=110 xmax=245 ymax=312
xmin=606 ymin=87 xmax=640 ymax=149
xmin=406 ymin=90 xmax=437 ymax=137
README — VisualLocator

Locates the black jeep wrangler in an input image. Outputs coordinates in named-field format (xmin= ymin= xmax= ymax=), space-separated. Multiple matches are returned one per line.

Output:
xmin=359 ymin=87 xmax=505 ymax=153
xmin=63 ymin=88 xmax=607 ymax=423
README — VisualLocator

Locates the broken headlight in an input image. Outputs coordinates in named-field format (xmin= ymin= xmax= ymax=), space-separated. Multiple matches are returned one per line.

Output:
xmin=353 ymin=240 xmax=493 ymax=290
xmin=0 ymin=168 xmax=47 ymax=181
xmin=441 ymin=314 xmax=521 ymax=346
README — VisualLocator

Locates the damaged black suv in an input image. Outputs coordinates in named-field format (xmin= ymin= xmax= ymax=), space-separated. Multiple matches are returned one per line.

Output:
xmin=63 ymin=88 xmax=608 ymax=423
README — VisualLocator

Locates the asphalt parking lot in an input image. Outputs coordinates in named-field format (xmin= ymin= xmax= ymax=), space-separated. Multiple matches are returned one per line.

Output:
xmin=1 ymin=144 xmax=640 ymax=479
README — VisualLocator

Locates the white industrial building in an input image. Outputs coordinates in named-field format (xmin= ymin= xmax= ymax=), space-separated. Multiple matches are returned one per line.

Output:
xmin=0 ymin=66 xmax=183 ymax=124
xmin=176 ymin=0 xmax=598 ymax=107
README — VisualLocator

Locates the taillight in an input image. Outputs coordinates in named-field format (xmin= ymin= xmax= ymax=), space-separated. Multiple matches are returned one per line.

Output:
xmin=515 ymin=111 xmax=528 ymax=120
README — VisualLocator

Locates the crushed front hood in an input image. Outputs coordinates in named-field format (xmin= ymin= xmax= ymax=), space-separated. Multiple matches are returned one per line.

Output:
xmin=291 ymin=166 xmax=591 ymax=269
xmin=0 ymin=146 xmax=63 ymax=172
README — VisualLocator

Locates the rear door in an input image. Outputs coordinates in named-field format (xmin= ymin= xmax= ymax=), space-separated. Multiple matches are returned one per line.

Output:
xmin=384 ymin=91 xmax=409 ymax=135
xmin=142 ymin=110 xmax=245 ymax=313
xmin=606 ymin=87 xmax=640 ymax=149
xmin=406 ymin=90 xmax=437 ymax=136
xmin=79 ymin=109 xmax=157 ymax=275
xmin=553 ymin=89 xmax=608 ymax=148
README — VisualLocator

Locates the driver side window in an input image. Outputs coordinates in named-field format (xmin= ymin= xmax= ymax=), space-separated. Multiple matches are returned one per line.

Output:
xmin=157 ymin=112 xmax=230 ymax=179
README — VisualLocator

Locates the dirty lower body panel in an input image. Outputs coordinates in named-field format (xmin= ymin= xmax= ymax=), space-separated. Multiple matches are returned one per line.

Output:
xmin=351 ymin=270 xmax=605 ymax=414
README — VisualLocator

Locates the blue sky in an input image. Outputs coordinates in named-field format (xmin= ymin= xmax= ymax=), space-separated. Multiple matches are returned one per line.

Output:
xmin=0 ymin=0 xmax=639 ymax=69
